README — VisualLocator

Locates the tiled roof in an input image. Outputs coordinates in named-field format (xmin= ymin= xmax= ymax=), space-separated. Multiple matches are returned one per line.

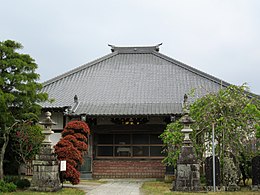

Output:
xmin=74 ymin=102 xmax=183 ymax=116
xmin=41 ymin=45 xmax=229 ymax=115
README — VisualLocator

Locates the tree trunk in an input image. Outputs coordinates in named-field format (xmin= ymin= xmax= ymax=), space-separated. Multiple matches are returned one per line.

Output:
xmin=0 ymin=132 xmax=9 ymax=180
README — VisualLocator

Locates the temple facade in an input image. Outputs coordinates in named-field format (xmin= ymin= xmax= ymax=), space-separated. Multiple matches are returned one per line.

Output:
xmin=40 ymin=44 xmax=229 ymax=178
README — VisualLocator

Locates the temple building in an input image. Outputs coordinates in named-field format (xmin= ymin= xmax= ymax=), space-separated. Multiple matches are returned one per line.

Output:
xmin=40 ymin=44 xmax=229 ymax=178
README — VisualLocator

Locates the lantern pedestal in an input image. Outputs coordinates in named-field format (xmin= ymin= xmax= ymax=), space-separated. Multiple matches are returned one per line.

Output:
xmin=30 ymin=112 xmax=61 ymax=192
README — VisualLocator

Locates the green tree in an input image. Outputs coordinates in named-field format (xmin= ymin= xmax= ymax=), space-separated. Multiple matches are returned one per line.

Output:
xmin=11 ymin=120 xmax=44 ymax=167
xmin=190 ymin=85 xmax=260 ymax=161
xmin=161 ymin=85 xmax=260 ymax=180
xmin=0 ymin=40 xmax=48 ymax=179
xmin=160 ymin=121 xmax=183 ymax=166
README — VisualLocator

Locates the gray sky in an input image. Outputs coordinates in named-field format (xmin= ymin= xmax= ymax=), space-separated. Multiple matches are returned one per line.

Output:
xmin=1 ymin=0 xmax=260 ymax=94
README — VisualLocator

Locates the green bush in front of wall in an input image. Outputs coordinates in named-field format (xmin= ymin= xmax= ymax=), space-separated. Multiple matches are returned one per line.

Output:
xmin=0 ymin=180 xmax=17 ymax=192
xmin=4 ymin=175 xmax=30 ymax=189
xmin=15 ymin=179 xmax=31 ymax=189
xmin=3 ymin=175 xmax=20 ymax=184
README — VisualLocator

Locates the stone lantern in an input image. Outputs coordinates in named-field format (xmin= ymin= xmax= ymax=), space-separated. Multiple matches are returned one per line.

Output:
xmin=174 ymin=94 xmax=201 ymax=191
xmin=39 ymin=111 xmax=56 ymax=145
xmin=180 ymin=94 xmax=195 ymax=145
xmin=30 ymin=112 xmax=61 ymax=192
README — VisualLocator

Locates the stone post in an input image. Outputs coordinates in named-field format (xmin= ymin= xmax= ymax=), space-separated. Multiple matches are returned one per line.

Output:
xmin=174 ymin=94 xmax=201 ymax=191
xmin=205 ymin=156 xmax=221 ymax=189
xmin=251 ymin=156 xmax=260 ymax=190
xmin=30 ymin=112 xmax=61 ymax=192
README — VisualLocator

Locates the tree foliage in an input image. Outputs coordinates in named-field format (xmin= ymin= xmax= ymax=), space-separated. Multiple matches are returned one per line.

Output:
xmin=0 ymin=40 xmax=48 ymax=179
xmin=54 ymin=121 xmax=90 ymax=185
xmin=190 ymin=85 xmax=260 ymax=160
xmin=160 ymin=121 xmax=183 ymax=166
xmin=161 ymin=85 xmax=260 ymax=177
xmin=10 ymin=120 xmax=44 ymax=165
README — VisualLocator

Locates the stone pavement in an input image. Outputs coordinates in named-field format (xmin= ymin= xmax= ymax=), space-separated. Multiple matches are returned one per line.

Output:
xmin=64 ymin=179 xmax=150 ymax=195
xmin=63 ymin=182 xmax=101 ymax=194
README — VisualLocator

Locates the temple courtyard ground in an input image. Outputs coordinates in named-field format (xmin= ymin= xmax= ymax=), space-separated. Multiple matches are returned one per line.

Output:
xmin=64 ymin=179 xmax=260 ymax=195
xmin=64 ymin=179 xmax=146 ymax=195
xmin=3 ymin=179 xmax=260 ymax=194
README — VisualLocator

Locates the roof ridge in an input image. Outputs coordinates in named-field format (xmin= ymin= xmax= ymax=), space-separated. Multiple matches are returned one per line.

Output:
xmin=109 ymin=43 xmax=162 ymax=53
xmin=42 ymin=51 xmax=118 ymax=86
xmin=152 ymin=51 xmax=230 ymax=87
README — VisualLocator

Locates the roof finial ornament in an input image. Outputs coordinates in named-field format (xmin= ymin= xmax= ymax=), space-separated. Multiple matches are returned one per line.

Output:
xmin=74 ymin=95 xmax=78 ymax=103
xmin=108 ymin=44 xmax=115 ymax=52
xmin=155 ymin=43 xmax=163 ymax=52
xmin=183 ymin=94 xmax=189 ymax=114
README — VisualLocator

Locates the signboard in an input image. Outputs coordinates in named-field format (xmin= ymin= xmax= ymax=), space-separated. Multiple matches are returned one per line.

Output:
xmin=60 ymin=160 xmax=66 ymax=171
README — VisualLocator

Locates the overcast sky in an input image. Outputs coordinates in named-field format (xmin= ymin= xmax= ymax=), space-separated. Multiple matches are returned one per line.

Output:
xmin=1 ymin=0 xmax=260 ymax=94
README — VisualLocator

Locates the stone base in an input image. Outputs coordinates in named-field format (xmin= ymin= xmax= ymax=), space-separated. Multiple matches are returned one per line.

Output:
xmin=251 ymin=185 xmax=260 ymax=191
xmin=30 ymin=161 xmax=61 ymax=192
xmin=174 ymin=146 xmax=201 ymax=191
xmin=30 ymin=145 xmax=61 ymax=192
xmin=226 ymin=184 xmax=240 ymax=191
xmin=30 ymin=185 xmax=61 ymax=192
xmin=174 ymin=163 xmax=201 ymax=191
xmin=164 ymin=174 xmax=175 ymax=183
xmin=205 ymin=186 xmax=222 ymax=191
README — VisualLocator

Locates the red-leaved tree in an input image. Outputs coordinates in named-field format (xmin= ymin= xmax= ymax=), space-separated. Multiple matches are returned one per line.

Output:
xmin=54 ymin=121 xmax=90 ymax=184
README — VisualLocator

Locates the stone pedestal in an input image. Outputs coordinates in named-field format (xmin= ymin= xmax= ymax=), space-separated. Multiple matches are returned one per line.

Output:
xmin=174 ymin=146 xmax=201 ymax=191
xmin=30 ymin=145 xmax=61 ymax=191
xmin=30 ymin=112 xmax=61 ymax=192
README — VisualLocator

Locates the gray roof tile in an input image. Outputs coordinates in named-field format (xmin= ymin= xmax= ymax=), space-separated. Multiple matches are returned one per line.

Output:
xmin=41 ymin=45 xmax=229 ymax=115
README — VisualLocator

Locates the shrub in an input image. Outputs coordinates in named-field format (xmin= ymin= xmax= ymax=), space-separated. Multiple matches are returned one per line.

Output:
xmin=64 ymin=163 xmax=80 ymax=185
xmin=223 ymin=156 xmax=239 ymax=186
xmin=4 ymin=176 xmax=30 ymax=189
xmin=3 ymin=175 xmax=20 ymax=184
xmin=15 ymin=179 xmax=30 ymax=189
xmin=55 ymin=121 xmax=90 ymax=185
xmin=0 ymin=180 xmax=17 ymax=192
xmin=55 ymin=144 xmax=83 ymax=164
